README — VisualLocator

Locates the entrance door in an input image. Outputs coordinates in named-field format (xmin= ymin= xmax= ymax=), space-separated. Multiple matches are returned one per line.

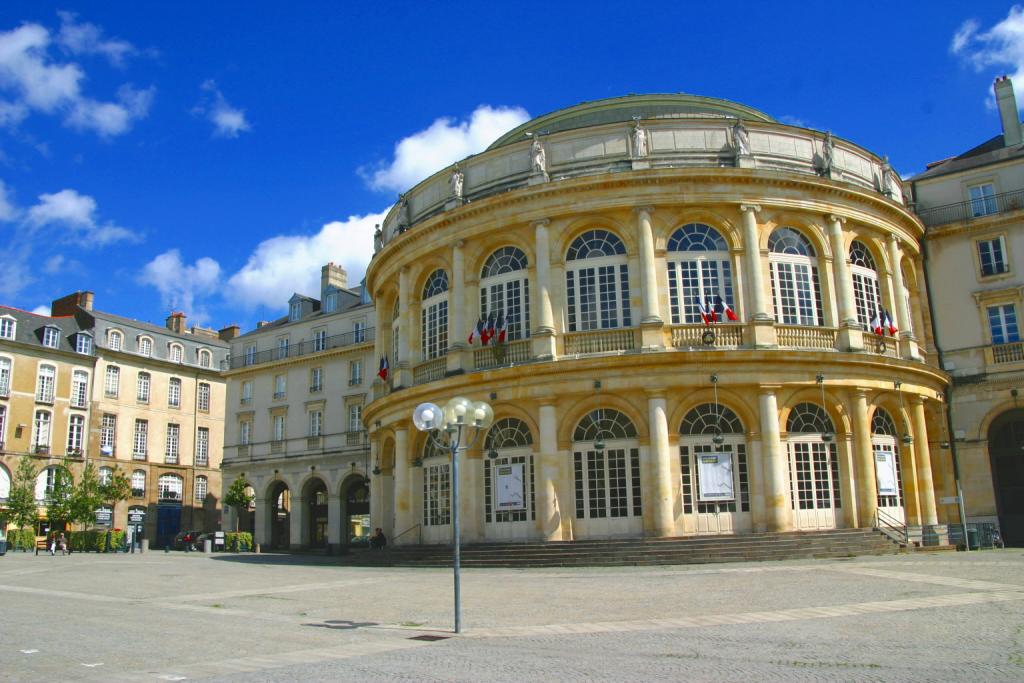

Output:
xmin=309 ymin=488 xmax=328 ymax=549
xmin=788 ymin=440 xmax=841 ymax=530
xmin=571 ymin=446 xmax=643 ymax=538
xmin=346 ymin=479 xmax=370 ymax=544
xmin=990 ymin=412 xmax=1024 ymax=546
xmin=873 ymin=439 xmax=905 ymax=524
xmin=484 ymin=452 xmax=535 ymax=541
xmin=156 ymin=503 xmax=181 ymax=549
xmin=680 ymin=441 xmax=752 ymax=535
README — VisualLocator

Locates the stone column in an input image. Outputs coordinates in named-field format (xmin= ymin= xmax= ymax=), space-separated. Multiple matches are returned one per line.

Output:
xmin=288 ymin=496 xmax=305 ymax=550
xmin=759 ymin=387 xmax=792 ymax=531
xmin=533 ymin=220 xmax=557 ymax=359
xmin=636 ymin=207 xmax=662 ymax=324
xmin=748 ymin=439 xmax=767 ymax=532
xmin=327 ymin=491 xmax=343 ymax=552
xmin=911 ymin=397 xmax=938 ymax=526
xmin=536 ymin=401 xmax=561 ymax=540
xmin=741 ymin=205 xmax=777 ymax=347
xmin=448 ymin=240 xmax=467 ymax=373
xmin=393 ymin=427 xmax=413 ymax=543
xmin=254 ymin=496 xmax=270 ymax=549
xmin=369 ymin=438 xmax=383 ymax=532
xmin=647 ymin=393 xmax=675 ymax=536
xmin=852 ymin=390 xmax=877 ymax=528
xmin=828 ymin=215 xmax=857 ymax=326
xmin=887 ymin=235 xmax=918 ymax=359
xmin=396 ymin=268 xmax=412 ymax=386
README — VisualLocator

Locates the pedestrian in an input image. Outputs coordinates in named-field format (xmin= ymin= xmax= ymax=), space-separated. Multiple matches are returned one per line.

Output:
xmin=58 ymin=532 xmax=67 ymax=556
xmin=369 ymin=527 xmax=387 ymax=550
xmin=49 ymin=533 xmax=56 ymax=556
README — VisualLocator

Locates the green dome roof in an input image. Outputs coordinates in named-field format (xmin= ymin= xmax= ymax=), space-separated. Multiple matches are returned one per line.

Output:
xmin=487 ymin=93 xmax=775 ymax=150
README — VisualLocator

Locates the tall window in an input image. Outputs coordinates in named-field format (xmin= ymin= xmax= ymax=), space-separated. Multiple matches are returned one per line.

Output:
xmin=71 ymin=370 xmax=88 ymax=408
xmin=678 ymin=404 xmax=749 ymax=515
xmin=169 ymin=344 xmax=183 ymax=363
xmin=132 ymin=419 xmax=148 ymax=460
xmin=988 ymin=304 xmax=1020 ymax=345
xmin=196 ymin=427 xmax=209 ymax=466
xmin=157 ymin=474 xmax=182 ymax=501
xmin=483 ymin=418 xmax=535 ymax=524
xmin=308 ymin=410 xmax=323 ymax=437
xmin=277 ymin=336 xmax=289 ymax=359
xmin=324 ymin=293 xmax=338 ymax=313
xmin=165 ymin=424 xmax=180 ymax=464
xmin=195 ymin=475 xmax=208 ymax=503
xmin=36 ymin=364 xmax=55 ymax=403
xmin=289 ymin=302 xmax=302 ymax=321
xmin=273 ymin=414 xmax=286 ymax=442
xmin=137 ymin=372 xmax=151 ymax=403
xmin=138 ymin=337 xmax=152 ymax=356
xmin=33 ymin=410 xmax=51 ymax=449
xmin=572 ymin=409 xmax=642 ymax=520
xmin=480 ymin=246 xmax=531 ymax=340
xmin=168 ymin=377 xmax=181 ymax=408
xmin=274 ymin=374 xmax=286 ymax=399
xmin=98 ymin=467 xmax=113 ymax=486
xmin=565 ymin=230 xmax=631 ymax=331
xmin=872 ymin=408 xmax=904 ymax=511
xmin=43 ymin=326 xmax=60 ymax=348
xmin=244 ymin=344 xmax=256 ymax=366
xmin=104 ymin=365 xmax=120 ymax=397
xmin=310 ymin=367 xmax=323 ymax=392
xmin=354 ymin=320 xmax=366 ymax=343
xmin=67 ymin=414 xmax=85 ymax=453
xmin=0 ymin=316 xmax=14 ymax=339
xmin=978 ymin=236 xmax=1009 ymax=277
xmin=0 ymin=405 xmax=6 ymax=447
xmin=76 ymin=334 xmax=92 ymax=355
xmin=348 ymin=404 xmax=362 ymax=433
xmin=769 ymin=227 xmax=824 ymax=326
xmin=349 ymin=360 xmax=361 ymax=385
xmin=786 ymin=403 xmax=841 ymax=517
xmin=108 ymin=330 xmax=122 ymax=351
xmin=0 ymin=357 xmax=10 ymax=396
xmin=240 ymin=419 xmax=251 ymax=445
xmin=666 ymin=224 xmax=734 ymax=324
xmin=198 ymin=349 xmax=211 ymax=368
xmin=391 ymin=299 xmax=401 ymax=366
xmin=970 ymin=183 xmax=997 ymax=217
xmin=198 ymin=382 xmax=210 ymax=412
xmin=423 ymin=439 xmax=450 ymax=526
xmin=849 ymin=241 xmax=882 ymax=332
xmin=421 ymin=269 xmax=449 ymax=360
xmin=131 ymin=470 xmax=146 ymax=497
xmin=100 ymin=414 xmax=116 ymax=455
xmin=241 ymin=380 xmax=253 ymax=403
xmin=313 ymin=328 xmax=327 ymax=352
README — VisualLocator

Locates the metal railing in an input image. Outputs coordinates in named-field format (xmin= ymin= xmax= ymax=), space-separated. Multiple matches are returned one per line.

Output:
xmin=564 ymin=328 xmax=637 ymax=355
xmin=227 ymin=327 xmax=375 ymax=370
xmin=874 ymin=508 xmax=908 ymax=546
xmin=916 ymin=187 xmax=1024 ymax=227
xmin=393 ymin=523 xmax=422 ymax=545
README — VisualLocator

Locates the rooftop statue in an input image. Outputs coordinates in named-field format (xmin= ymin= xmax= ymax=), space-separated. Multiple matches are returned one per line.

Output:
xmin=450 ymin=164 xmax=464 ymax=199
xmin=632 ymin=119 xmax=648 ymax=158
xmin=732 ymin=119 xmax=751 ymax=156
xmin=821 ymin=132 xmax=835 ymax=176
xmin=531 ymin=135 xmax=547 ymax=175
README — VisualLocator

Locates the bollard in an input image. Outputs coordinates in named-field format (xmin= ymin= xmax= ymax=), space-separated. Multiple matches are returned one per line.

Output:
xmin=203 ymin=539 xmax=212 ymax=553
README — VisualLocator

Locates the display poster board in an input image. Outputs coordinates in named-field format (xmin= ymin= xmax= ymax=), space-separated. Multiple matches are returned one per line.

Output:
xmin=128 ymin=508 xmax=146 ymax=524
xmin=875 ymin=449 xmax=898 ymax=497
xmin=697 ymin=452 xmax=734 ymax=502
xmin=214 ymin=531 xmax=225 ymax=547
xmin=495 ymin=463 xmax=525 ymax=510
xmin=94 ymin=508 xmax=113 ymax=526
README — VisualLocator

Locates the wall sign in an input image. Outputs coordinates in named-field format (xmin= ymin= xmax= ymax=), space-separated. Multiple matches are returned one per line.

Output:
xmin=496 ymin=463 xmax=525 ymax=510
xmin=697 ymin=452 xmax=735 ymax=502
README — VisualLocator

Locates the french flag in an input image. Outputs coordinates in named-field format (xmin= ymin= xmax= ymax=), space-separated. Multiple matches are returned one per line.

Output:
xmin=870 ymin=309 xmax=883 ymax=336
xmin=496 ymin=312 xmax=508 ymax=344
xmin=883 ymin=309 xmax=898 ymax=336
xmin=481 ymin=312 xmax=496 ymax=346
xmin=714 ymin=293 xmax=738 ymax=322
xmin=377 ymin=355 xmax=389 ymax=381
xmin=468 ymin=317 xmax=484 ymax=345
xmin=697 ymin=299 xmax=713 ymax=326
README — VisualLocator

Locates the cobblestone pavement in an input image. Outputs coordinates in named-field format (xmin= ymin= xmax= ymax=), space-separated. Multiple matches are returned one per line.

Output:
xmin=0 ymin=549 xmax=1022 ymax=681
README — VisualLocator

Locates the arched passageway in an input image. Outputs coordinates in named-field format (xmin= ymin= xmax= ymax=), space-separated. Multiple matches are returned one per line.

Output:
xmin=268 ymin=481 xmax=290 ymax=550
xmin=344 ymin=476 xmax=370 ymax=545
xmin=304 ymin=478 xmax=328 ymax=549
xmin=988 ymin=409 xmax=1024 ymax=546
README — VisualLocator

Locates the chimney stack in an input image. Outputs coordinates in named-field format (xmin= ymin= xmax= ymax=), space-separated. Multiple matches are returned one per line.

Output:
xmin=165 ymin=311 xmax=186 ymax=334
xmin=995 ymin=75 xmax=1023 ymax=147
xmin=50 ymin=291 xmax=94 ymax=317
xmin=218 ymin=324 xmax=240 ymax=341
xmin=321 ymin=262 xmax=348 ymax=299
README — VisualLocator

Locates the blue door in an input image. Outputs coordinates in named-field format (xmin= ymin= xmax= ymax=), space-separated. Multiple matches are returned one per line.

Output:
xmin=157 ymin=503 xmax=182 ymax=549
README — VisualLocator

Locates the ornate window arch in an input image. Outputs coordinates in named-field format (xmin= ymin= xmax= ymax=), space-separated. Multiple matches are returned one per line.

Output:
xmin=565 ymin=230 xmax=632 ymax=331
xmin=850 ymin=241 xmax=883 ymax=332
xmin=107 ymin=329 xmax=123 ymax=351
xmin=421 ymin=269 xmax=449 ymax=360
xmin=573 ymin=409 xmax=638 ymax=442
xmin=787 ymin=402 xmax=834 ymax=434
xmin=679 ymin=404 xmax=750 ymax=516
xmin=572 ymin=407 xmax=641 ymax=522
xmin=680 ymin=403 xmax=743 ymax=435
xmin=480 ymin=247 xmax=530 ymax=341
xmin=666 ymin=224 xmax=735 ymax=324
xmin=157 ymin=473 xmax=183 ymax=501
xmin=483 ymin=417 xmax=535 ymax=525
xmin=785 ymin=402 xmax=841 ymax=520
xmin=485 ymin=417 xmax=534 ymax=449
xmin=769 ymin=227 xmax=824 ymax=326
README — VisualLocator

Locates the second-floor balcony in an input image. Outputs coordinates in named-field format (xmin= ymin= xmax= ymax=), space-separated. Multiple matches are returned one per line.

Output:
xmin=917 ymin=188 xmax=1024 ymax=228
xmin=227 ymin=327 xmax=375 ymax=370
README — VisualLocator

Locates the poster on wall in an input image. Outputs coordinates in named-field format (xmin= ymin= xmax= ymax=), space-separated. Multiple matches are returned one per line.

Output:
xmin=875 ymin=448 xmax=898 ymax=497
xmin=697 ymin=452 xmax=734 ymax=502
xmin=496 ymin=463 xmax=525 ymax=510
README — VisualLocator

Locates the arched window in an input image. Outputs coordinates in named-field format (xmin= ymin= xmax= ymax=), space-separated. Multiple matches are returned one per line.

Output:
xmin=98 ymin=466 xmax=113 ymax=486
xmin=0 ymin=356 xmax=10 ymax=397
xmin=679 ymin=404 xmax=749 ymax=517
xmin=35 ymin=465 xmax=69 ymax=501
xmin=391 ymin=299 xmax=401 ymax=367
xmin=422 ymin=435 xmax=450 ymax=527
xmin=198 ymin=349 xmax=211 ymax=368
xmin=667 ymin=224 xmax=735 ymax=324
xmin=195 ymin=475 xmax=208 ymax=502
xmin=157 ymin=474 xmax=183 ymax=501
xmin=565 ymin=230 xmax=631 ymax=331
xmin=872 ymin=408 xmax=904 ymax=512
xmin=480 ymin=247 xmax=530 ymax=341
xmin=107 ymin=329 xmax=123 ymax=351
xmin=71 ymin=370 xmax=88 ymax=408
xmin=0 ymin=463 xmax=10 ymax=500
xmin=421 ymin=269 xmax=449 ymax=360
xmin=786 ymin=403 xmax=841 ymax=525
xmin=131 ymin=470 xmax=146 ymax=496
xmin=169 ymin=343 xmax=184 ymax=363
xmin=36 ymin=364 xmax=55 ymax=403
xmin=769 ymin=227 xmax=824 ymax=326
xmin=484 ymin=418 xmax=535 ymax=525
xmin=850 ymin=241 xmax=883 ymax=332
xmin=572 ymin=409 xmax=641 ymax=522
xmin=137 ymin=336 xmax=152 ymax=356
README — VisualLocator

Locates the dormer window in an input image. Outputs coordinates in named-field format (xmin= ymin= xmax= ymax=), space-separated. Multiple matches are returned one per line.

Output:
xmin=169 ymin=343 xmax=184 ymax=363
xmin=138 ymin=336 xmax=152 ymax=356
xmin=75 ymin=333 xmax=92 ymax=355
xmin=324 ymin=293 xmax=338 ymax=313
xmin=289 ymin=302 xmax=302 ymax=321
xmin=198 ymin=349 xmax=211 ymax=368
xmin=0 ymin=316 xmax=14 ymax=339
xmin=108 ymin=330 xmax=123 ymax=351
xmin=43 ymin=326 xmax=60 ymax=349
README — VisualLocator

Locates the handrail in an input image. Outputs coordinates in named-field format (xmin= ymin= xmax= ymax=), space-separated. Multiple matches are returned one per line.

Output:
xmin=917 ymin=187 xmax=1024 ymax=227
xmin=874 ymin=508 xmax=908 ymax=546
xmin=392 ymin=523 xmax=421 ymax=545
xmin=227 ymin=327 xmax=375 ymax=370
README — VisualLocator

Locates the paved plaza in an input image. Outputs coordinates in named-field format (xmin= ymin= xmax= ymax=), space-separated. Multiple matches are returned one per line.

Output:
xmin=0 ymin=548 xmax=1022 ymax=681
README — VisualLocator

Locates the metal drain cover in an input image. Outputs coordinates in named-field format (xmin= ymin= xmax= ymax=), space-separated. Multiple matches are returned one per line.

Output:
xmin=408 ymin=634 xmax=451 ymax=642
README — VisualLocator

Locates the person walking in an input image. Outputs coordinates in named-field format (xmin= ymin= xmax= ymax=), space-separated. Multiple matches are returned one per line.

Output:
xmin=57 ymin=532 xmax=67 ymax=556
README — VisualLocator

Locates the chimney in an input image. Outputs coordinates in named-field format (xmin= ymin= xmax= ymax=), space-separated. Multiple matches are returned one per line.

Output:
xmin=218 ymin=324 xmax=240 ymax=341
xmin=50 ymin=291 xmax=94 ymax=317
xmin=165 ymin=311 xmax=186 ymax=334
xmin=995 ymin=75 xmax=1023 ymax=147
xmin=321 ymin=262 xmax=348 ymax=298
xmin=256 ymin=321 xmax=270 ymax=329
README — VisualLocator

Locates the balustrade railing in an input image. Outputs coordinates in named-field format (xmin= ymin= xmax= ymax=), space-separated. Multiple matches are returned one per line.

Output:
xmin=564 ymin=328 xmax=637 ymax=355
xmin=473 ymin=339 xmax=531 ymax=369
xmin=990 ymin=341 xmax=1024 ymax=365
xmin=670 ymin=324 xmax=744 ymax=349
xmin=866 ymin=334 xmax=899 ymax=358
xmin=776 ymin=325 xmax=837 ymax=350
xmin=413 ymin=357 xmax=447 ymax=385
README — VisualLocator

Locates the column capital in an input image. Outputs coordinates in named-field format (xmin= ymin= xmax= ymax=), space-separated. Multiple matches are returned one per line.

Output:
xmin=759 ymin=384 xmax=782 ymax=394
xmin=910 ymin=394 xmax=925 ymax=406
xmin=886 ymin=233 xmax=899 ymax=246
xmin=739 ymin=203 xmax=761 ymax=214
xmin=532 ymin=218 xmax=550 ymax=229
xmin=633 ymin=205 xmax=655 ymax=215
xmin=452 ymin=239 xmax=465 ymax=250
xmin=826 ymin=214 xmax=847 ymax=225
xmin=853 ymin=387 xmax=870 ymax=399
xmin=644 ymin=389 xmax=667 ymax=400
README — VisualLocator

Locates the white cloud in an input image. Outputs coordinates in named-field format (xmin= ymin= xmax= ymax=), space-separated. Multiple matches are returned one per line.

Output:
xmin=26 ymin=188 xmax=141 ymax=245
xmin=953 ymin=7 xmax=1024 ymax=93
xmin=139 ymin=249 xmax=221 ymax=324
xmin=56 ymin=11 xmax=137 ymax=67
xmin=363 ymin=104 xmax=530 ymax=192
xmin=0 ymin=18 xmax=151 ymax=135
xmin=30 ymin=304 xmax=49 ymax=316
xmin=43 ymin=254 xmax=64 ymax=274
xmin=226 ymin=209 xmax=386 ymax=311
xmin=0 ymin=179 xmax=17 ymax=221
xmin=195 ymin=80 xmax=250 ymax=138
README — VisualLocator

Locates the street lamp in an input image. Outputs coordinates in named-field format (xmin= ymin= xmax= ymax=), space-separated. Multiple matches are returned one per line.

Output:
xmin=412 ymin=396 xmax=494 ymax=634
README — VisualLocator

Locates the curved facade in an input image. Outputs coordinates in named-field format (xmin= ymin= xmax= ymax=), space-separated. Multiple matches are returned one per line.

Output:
xmin=364 ymin=94 xmax=948 ymax=545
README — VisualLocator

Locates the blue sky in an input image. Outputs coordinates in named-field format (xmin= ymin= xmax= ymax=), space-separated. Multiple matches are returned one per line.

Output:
xmin=0 ymin=1 xmax=1022 ymax=331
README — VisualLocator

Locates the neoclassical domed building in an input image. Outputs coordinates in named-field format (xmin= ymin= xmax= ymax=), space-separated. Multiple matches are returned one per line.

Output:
xmin=363 ymin=94 xmax=949 ymax=546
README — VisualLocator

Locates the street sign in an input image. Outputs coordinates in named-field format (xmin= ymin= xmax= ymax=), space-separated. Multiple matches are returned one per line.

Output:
xmin=939 ymin=496 xmax=960 ymax=504
xmin=95 ymin=509 xmax=113 ymax=526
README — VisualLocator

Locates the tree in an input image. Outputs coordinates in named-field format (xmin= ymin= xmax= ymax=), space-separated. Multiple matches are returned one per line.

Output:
xmin=6 ymin=457 xmax=40 ymax=533
xmin=100 ymin=465 xmax=131 ymax=511
xmin=224 ymin=477 xmax=254 ymax=531
xmin=45 ymin=465 xmax=74 ymax=530
xmin=69 ymin=461 xmax=103 ymax=530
